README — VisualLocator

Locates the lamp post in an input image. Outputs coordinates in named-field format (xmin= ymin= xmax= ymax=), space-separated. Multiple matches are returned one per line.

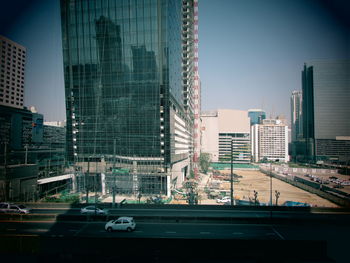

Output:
xmin=85 ymin=156 xmax=90 ymax=204
xmin=230 ymin=139 xmax=235 ymax=206
xmin=270 ymin=162 xmax=272 ymax=206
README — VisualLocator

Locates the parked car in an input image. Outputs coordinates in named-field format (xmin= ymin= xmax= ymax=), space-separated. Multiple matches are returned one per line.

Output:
xmin=105 ymin=217 xmax=136 ymax=232
xmin=80 ymin=206 xmax=107 ymax=215
xmin=216 ymin=196 xmax=231 ymax=203
xmin=0 ymin=203 xmax=31 ymax=214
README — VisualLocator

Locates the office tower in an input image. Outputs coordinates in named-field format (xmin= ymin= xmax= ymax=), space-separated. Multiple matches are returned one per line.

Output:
xmin=291 ymin=91 xmax=303 ymax=142
xmin=201 ymin=109 xmax=251 ymax=164
xmin=248 ymin=109 xmax=266 ymax=126
xmin=291 ymin=92 xmax=303 ymax=142
xmin=0 ymin=35 xmax=26 ymax=109
xmin=302 ymin=61 xmax=350 ymax=163
xmin=60 ymin=0 xmax=197 ymax=195
xmin=182 ymin=0 xmax=200 ymax=176
xmin=251 ymin=119 xmax=289 ymax=163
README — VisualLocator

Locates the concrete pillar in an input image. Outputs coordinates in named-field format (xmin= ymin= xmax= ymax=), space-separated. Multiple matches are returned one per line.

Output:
xmin=72 ymin=173 xmax=77 ymax=193
xmin=101 ymin=173 xmax=106 ymax=196
xmin=167 ymin=175 xmax=171 ymax=197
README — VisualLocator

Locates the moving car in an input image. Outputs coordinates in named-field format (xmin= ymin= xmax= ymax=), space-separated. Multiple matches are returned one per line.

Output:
xmin=216 ymin=196 xmax=231 ymax=203
xmin=80 ymin=205 xmax=107 ymax=215
xmin=0 ymin=203 xmax=31 ymax=214
xmin=105 ymin=217 xmax=136 ymax=232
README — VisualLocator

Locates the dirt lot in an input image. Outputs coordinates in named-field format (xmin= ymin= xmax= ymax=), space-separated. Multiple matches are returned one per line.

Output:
xmin=213 ymin=170 xmax=338 ymax=207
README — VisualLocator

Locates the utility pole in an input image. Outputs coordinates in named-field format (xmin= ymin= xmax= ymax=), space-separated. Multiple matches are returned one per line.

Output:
xmin=230 ymin=139 xmax=234 ymax=206
xmin=3 ymin=141 xmax=9 ymax=201
xmin=270 ymin=162 xmax=273 ymax=206
xmin=94 ymin=158 xmax=98 ymax=216
xmin=112 ymin=139 xmax=116 ymax=208
xmin=25 ymin=144 xmax=28 ymax=164
xmin=86 ymin=157 xmax=90 ymax=204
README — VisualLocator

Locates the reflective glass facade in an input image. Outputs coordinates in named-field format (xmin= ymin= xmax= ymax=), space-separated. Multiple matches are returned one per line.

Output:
xmin=302 ymin=61 xmax=350 ymax=162
xmin=248 ymin=110 xmax=266 ymax=126
xmin=60 ymin=0 xmax=193 ymax=194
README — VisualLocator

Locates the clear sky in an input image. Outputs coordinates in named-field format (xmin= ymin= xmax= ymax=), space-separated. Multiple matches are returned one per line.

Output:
xmin=1 ymin=0 xmax=349 ymax=123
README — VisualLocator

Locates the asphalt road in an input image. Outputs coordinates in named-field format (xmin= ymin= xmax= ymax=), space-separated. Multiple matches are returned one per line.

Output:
xmin=28 ymin=207 xmax=350 ymax=220
xmin=0 ymin=221 xmax=282 ymax=240
xmin=1 ymin=220 xmax=349 ymax=262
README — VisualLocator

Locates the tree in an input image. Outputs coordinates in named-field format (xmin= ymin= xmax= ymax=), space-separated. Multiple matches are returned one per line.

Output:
xmin=199 ymin=153 xmax=211 ymax=174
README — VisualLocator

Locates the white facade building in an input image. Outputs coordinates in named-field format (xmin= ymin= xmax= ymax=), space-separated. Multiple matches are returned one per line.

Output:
xmin=201 ymin=109 xmax=251 ymax=163
xmin=251 ymin=119 xmax=289 ymax=162
xmin=0 ymin=35 xmax=26 ymax=109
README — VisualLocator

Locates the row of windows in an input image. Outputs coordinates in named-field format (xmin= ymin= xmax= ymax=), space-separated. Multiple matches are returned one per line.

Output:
xmin=1 ymin=63 xmax=25 ymax=72
xmin=0 ymin=89 xmax=23 ymax=96
xmin=0 ymin=80 xmax=25 ymax=87
xmin=1 ymin=51 xmax=26 ymax=60
xmin=0 ymin=98 xmax=23 ymax=106
xmin=1 ymin=59 xmax=25 ymax=67
xmin=1 ymin=68 xmax=24 ymax=76
xmin=0 ymin=94 xmax=23 ymax=100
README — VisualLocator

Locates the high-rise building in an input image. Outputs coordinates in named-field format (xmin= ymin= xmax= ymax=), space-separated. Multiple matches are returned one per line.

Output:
xmin=60 ymin=0 xmax=198 ymax=195
xmin=301 ymin=60 xmax=350 ymax=163
xmin=0 ymin=35 xmax=26 ymax=109
xmin=248 ymin=109 xmax=266 ymax=126
xmin=291 ymin=91 xmax=303 ymax=142
xmin=201 ymin=109 xmax=251 ymax=164
xmin=251 ymin=119 xmax=289 ymax=163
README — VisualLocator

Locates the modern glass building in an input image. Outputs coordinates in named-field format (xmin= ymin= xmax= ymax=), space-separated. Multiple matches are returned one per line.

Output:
xmin=60 ymin=0 xmax=197 ymax=196
xmin=290 ymin=91 xmax=302 ymax=142
xmin=248 ymin=109 xmax=266 ymax=126
xmin=301 ymin=60 xmax=350 ymax=163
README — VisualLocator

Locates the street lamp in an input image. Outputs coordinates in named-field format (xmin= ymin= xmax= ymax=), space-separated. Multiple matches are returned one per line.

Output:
xmin=269 ymin=162 xmax=272 ymax=206
xmin=230 ymin=139 xmax=235 ymax=206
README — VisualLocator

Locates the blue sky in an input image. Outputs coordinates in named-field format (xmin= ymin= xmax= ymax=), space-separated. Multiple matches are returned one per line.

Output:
xmin=1 ymin=0 xmax=349 ymax=122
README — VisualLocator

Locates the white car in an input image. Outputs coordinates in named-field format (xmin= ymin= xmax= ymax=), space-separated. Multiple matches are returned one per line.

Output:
xmin=80 ymin=206 xmax=107 ymax=215
xmin=216 ymin=196 xmax=231 ymax=203
xmin=105 ymin=217 xmax=136 ymax=232
xmin=0 ymin=203 xmax=31 ymax=214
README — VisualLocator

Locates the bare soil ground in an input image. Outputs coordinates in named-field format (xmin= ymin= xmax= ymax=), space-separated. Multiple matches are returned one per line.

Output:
xmin=216 ymin=170 xmax=338 ymax=207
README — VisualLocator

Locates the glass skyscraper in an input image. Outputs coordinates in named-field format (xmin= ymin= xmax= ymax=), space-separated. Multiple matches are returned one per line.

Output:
xmin=301 ymin=60 xmax=350 ymax=163
xmin=60 ymin=0 xmax=197 ymax=195
xmin=248 ymin=109 xmax=266 ymax=126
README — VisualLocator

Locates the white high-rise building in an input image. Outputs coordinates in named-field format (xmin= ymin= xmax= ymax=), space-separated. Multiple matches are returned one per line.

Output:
xmin=0 ymin=35 xmax=26 ymax=109
xmin=251 ymin=119 xmax=289 ymax=162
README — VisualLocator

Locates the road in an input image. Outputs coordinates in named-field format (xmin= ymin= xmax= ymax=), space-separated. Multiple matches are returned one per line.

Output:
xmin=1 ymin=206 xmax=350 ymax=262
xmin=0 ymin=221 xmax=282 ymax=240
xmin=1 ymin=219 xmax=349 ymax=262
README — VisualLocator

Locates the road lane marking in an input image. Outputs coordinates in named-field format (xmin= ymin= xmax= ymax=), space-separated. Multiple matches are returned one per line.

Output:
xmin=232 ymin=232 xmax=243 ymax=235
xmin=134 ymin=230 xmax=143 ymax=233
xmin=69 ymin=229 xmax=78 ymax=232
xmin=165 ymin=231 xmax=176 ymax=234
xmin=74 ymin=223 xmax=90 ymax=237
xmin=271 ymin=226 xmax=285 ymax=240
xmin=27 ymin=229 xmax=47 ymax=232
xmin=200 ymin=232 xmax=210 ymax=234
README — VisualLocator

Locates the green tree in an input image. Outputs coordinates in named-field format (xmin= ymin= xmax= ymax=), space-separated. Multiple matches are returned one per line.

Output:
xmin=199 ymin=153 xmax=211 ymax=174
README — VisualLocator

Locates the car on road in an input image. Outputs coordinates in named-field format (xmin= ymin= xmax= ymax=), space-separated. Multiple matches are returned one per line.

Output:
xmin=105 ymin=217 xmax=136 ymax=232
xmin=0 ymin=203 xmax=31 ymax=214
xmin=80 ymin=206 xmax=108 ymax=215
xmin=216 ymin=196 xmax=231 ymax=203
